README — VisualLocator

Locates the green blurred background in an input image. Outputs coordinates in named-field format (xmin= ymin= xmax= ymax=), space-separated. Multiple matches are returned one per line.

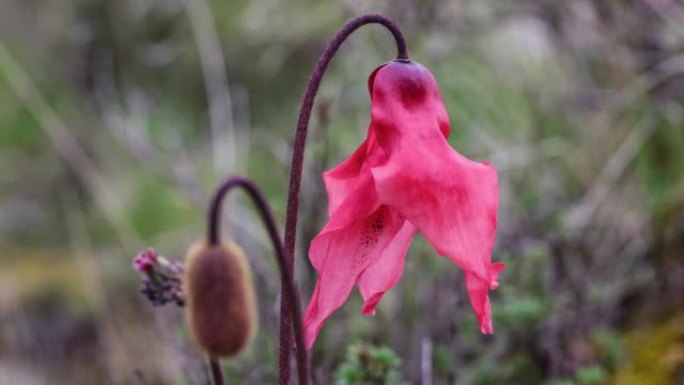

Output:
xmin=1 ymin=0 xmax=683 ymax=384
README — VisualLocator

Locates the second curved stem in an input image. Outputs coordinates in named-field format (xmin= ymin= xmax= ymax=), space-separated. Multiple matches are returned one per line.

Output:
xmin=207 ymin=176 xmax=309 ymax=385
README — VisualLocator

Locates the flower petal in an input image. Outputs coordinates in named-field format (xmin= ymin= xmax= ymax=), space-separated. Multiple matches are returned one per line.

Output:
xmin=303 ymin=205 xmax=406 ymax=349
xmin=323 ymin=137 xmax=368 ymax=215
xmin=358 ymin=220 xmax=416 ymax=316
xmin=371 ymin=150 xmax=499 ymax=282
xmin=323 ymin=130 xmax=381 ymax=215
xmin=309 ymin=171 xmax=380 ymax=271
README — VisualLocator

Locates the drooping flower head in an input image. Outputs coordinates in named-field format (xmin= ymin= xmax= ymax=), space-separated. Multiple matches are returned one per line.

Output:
xmin=303 ymin=59 xmax=504 ymax=348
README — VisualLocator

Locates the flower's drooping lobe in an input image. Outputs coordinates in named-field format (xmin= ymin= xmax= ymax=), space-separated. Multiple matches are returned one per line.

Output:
xmin=303 ymin=60 xmax=504 ymax=349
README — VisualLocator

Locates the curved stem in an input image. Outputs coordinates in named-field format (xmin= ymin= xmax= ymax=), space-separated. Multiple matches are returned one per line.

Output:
xmin=207 ymin=176 xmax=309 ymax=385
xmin=279 ymin=13 xmax=408 ymax=384
xmin=209 ymin=358 xmax=225 ymax=385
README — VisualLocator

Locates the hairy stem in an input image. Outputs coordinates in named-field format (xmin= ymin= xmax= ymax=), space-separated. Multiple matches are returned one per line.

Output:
xmin=279 ymin=14 xmax=408 ymax=385
xmin=208 ymin=176 xmax=309 ymax=384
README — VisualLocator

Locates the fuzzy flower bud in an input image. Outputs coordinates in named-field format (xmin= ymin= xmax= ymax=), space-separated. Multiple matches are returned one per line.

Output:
xmin=184 ymin=241 xmax=258 ymax=358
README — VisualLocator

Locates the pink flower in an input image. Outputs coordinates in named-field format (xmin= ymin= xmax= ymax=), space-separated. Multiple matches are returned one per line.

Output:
xmin=133 ymin=248 xmax=159 ymax=272
xmin=303 ymin=60 xmax=504 ymax=349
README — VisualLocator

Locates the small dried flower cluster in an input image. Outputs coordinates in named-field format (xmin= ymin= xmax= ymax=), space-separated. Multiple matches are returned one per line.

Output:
xmin=133 ymin=248 xmax=185 ymax=307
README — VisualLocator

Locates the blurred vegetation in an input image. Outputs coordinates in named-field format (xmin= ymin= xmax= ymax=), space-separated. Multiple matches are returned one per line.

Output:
xmin=1 ymin=0 xmax=683 ymax=384
xmin=335 ymin=343 xmax=406 ymax=385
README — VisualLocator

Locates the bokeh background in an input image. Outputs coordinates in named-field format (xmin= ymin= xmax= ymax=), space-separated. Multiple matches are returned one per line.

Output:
xmin=1 ymin=0 xmax=683 ymax=384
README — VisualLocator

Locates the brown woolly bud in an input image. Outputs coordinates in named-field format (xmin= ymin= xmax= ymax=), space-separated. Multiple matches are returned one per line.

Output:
xmin=184 ymin=241 xmax=258 ymax=358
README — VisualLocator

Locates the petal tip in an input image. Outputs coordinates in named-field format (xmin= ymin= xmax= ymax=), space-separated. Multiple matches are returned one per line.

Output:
xmin=361 ymin=292 xmax=384 ymax=317
xmin=361 ymin=308 xmax=377 ymax=317
xmin=479 ymin=321 xmax=494 ymax=334
xmin=489 ymin=262 xmax=505 ymax=290
xmin=303 ymin=321 xmax=318 ymax=350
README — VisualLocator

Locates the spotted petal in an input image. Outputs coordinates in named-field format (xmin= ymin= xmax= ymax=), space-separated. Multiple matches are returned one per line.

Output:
xmin=303 ymin=205 xmax=408 ymax=348
xmin=358 ymin=220 xmax=416 ymax=316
